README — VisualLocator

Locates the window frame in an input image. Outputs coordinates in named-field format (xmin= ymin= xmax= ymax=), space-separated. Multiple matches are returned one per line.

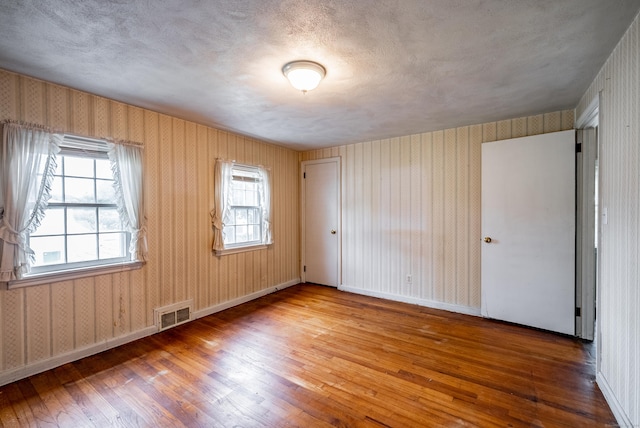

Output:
xmin=6 ymin=135 xmax=142 ymax=289
xmin=215 ymin=162 xmax=271 ymax=256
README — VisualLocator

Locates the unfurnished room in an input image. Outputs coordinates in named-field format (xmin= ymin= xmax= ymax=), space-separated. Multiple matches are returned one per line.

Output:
xmin=0 ymin=1 xmax=639 ymax=426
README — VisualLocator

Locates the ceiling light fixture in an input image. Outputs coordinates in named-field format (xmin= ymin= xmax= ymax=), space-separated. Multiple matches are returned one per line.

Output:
xmin=282 ymin=60 xmax=326 ymax=93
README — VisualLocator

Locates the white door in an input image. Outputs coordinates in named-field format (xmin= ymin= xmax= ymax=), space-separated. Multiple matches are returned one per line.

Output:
xmin=302 ymin=158 xmax=340 ymax=287
xmin=481 ymin=130 xmax=575 ymax=335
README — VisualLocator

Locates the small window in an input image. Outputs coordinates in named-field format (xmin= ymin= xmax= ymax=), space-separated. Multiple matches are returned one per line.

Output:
xmin=223 ymin=166 xmax=263 ymax=247
xmin=212 ymin=160 xmax=271 ymax=255
xmin=27 ymin=137 xmax=130 ymax=274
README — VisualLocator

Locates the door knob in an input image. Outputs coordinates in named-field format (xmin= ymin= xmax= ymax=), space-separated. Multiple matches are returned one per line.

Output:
xmin=484 ymin=236 xmax=492 ymax=243
xmin=330 ymin=230 xmax=337 ymax=234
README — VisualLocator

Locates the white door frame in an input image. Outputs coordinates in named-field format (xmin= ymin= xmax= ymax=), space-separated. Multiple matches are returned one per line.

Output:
xmin=576 ymin=95 xmax=600 ymax=348
xmin=575 ymin=127 xmax=597 ymax=340
xmin=301 ymin=157 xmax=342 ymax=285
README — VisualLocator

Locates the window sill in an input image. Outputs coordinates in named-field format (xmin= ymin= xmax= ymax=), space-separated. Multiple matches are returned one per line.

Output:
xmin=215 ymin=244 xmax=270 ymax=256
xmin=3 ymin=261 xmax=145 ymax=290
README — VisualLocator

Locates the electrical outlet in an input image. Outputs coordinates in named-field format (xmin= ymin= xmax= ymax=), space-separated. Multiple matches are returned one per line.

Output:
xmin=406 ymin=274 xmax=412 ymax=284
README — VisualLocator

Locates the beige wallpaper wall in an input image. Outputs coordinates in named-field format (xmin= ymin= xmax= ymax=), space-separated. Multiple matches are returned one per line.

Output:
xmin=302 ymin=110 xmax=574 ymax=313
xmin=0 ymin=69 xmax=300 ymax=383
xmin=577 ymin=11 xmax=640 ymax=426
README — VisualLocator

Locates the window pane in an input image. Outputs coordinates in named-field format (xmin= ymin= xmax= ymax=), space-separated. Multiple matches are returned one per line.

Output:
xmin=249 ymin=225 xmax=261 ymax=241
xmin=245 ymin=189 xmax=258 ymax=206
xmin=236 ymin=225 xmax=248 ymax=243
xmin=64 ymin=156 xmax=94 ymax=178
xmin=235 ymin=208 xmax=248 ymax=225
xmin=99 ymin=207 xmax=123 ymax=232
xmin=96 ymin=179 xmax=115 ymax=203
xmin=95 ymin=158 xmax=112 ymax=179
xmin=67 ymin=234 xmax=97 ymax=262
xmin=223 ymin=225 xmax=236 ymax=244
xmin=231 ymin=182 xmax=243 ymax=205
xmin=30 ymin=236 xmax=65 ymax=266
xmin=50 ymin=176 xmax=63 ymax=203
xmin=31 ymin=207 xmax=65 ymax=236
xmin=64 ymin=177 xmax=95 ymax=203
xmin=99 ymin=233 xmax=126 ymax=259
xmin=67 ymin=207 xmax=97 ymax=233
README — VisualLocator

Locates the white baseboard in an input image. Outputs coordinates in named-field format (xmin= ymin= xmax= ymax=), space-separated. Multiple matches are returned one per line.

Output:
xmin=0 ymin=326 xmax=157 ymax=387
xmin=0 ymin=278 xmax=300 ymax=388
xmin=338 ymin=285 xmax=481 ymax=317
xmin=194 ymin=278 xmax=299 ymax=319
xmin=596 ymin=372 xmax=634 ymax=427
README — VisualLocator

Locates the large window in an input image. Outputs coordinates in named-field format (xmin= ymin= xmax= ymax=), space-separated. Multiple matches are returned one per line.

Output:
xmin=212 ymin=160 xmax=271 ymax=255
xmin=28 ymin=140 xmax=130 ymax=274
xmin=0 ymin=123 xmax=145 ymax=286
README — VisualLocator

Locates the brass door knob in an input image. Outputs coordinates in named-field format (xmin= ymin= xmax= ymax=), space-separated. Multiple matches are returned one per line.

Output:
xmin=484 ymin=236 xmax=492 ymax=243
xmin=331 ymin=230 xmax=337 ymax=235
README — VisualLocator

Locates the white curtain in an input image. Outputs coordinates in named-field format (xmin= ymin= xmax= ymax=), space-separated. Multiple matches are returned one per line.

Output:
xmin=108 ymin=140 xmax=147 ymax=262
xmin=257 ymin=166 xmax=272 ymax=245
xmin=0 ymin=122 xmax=61 ymax=281
xmin=211 ymin=159 xmax=233 ymax=251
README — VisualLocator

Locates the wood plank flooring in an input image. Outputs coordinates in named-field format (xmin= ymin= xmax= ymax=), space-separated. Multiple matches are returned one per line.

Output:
xmin=0 ymin=284 xmax=617 ymax=427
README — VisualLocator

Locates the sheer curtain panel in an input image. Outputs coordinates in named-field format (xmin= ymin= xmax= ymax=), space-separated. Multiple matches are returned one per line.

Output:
xmin=211 ymin=159 xmax=233 ymax=251
xmin=0 ymin=122 xmax=61 ymax=281
xmin=257 ymin=166 xmax=272 ymax=245
xmin=108 ymin=140 xmax=147 ymax=261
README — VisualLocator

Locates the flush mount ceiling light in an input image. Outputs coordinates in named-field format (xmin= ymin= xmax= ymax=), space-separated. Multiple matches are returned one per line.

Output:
xmin=282 ymin=60 xmax=326 ymax=93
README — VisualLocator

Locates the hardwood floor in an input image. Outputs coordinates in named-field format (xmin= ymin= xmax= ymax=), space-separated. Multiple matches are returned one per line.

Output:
xmin=0 ymin=284 xmax=617 ymax=427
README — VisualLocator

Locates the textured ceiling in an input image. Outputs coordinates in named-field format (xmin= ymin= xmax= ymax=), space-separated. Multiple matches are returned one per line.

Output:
xmin=1 ymin=1 xmax=639 ymax=150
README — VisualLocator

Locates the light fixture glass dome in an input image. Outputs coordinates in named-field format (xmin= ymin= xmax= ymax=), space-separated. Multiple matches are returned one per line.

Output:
xmin=282 ymin=60 xmax=326 ymax=92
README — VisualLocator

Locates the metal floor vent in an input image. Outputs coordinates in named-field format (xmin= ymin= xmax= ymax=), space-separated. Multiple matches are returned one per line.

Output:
xmin=154 ymin=300 xmax=193 ymax=331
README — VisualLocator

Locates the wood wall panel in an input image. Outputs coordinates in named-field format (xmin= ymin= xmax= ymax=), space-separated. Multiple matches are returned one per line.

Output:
xmin=2 ymin=290 xmax=24 ymax=369
xmin=110 ymin=101 xmax=127 ymax=140
xmin=47 ymin=84 xmax=68 ymax=130
xmin=0 ymin=69 xmax=300 ymax=383
xmin=185 ymin=122 xmax=197 ymax=304
xmin=576 ymin=11 xmax=640 ymax=426
xmin=468 ymin=125 xmax=482 ymax=308
xmin=94 ymin=274 xmax=113 ymax=342
xmin=74 ymin=277 xmax=95 ymax=348
xmin=144 ymin=110 xmax=160 ymax=324
xmin=70 ymin=90 xmax=90 ymax=136
xmin=0 ymin=72 xmax=18 ymax=120
xmin=128 ymin=106 xmax=144 ymax=143
xmin=130 ymin=269 xmax=146 ymax=332
xmin=172 ymin=119 xmax=187 ymax=303
xmin=302 ymin=109 xmax=575 ymax=312
xmin=22 ymin=78 xmax=45 ymax=125
xmin=25 ymin=286 xmax=50 ymax=364
xmin=195 ymin=125 xmax=209 ymax=310
xmin=51 ymin=281 xmax=73 ymax=356
xmin=94 ymin=96 xmax=111 ymax=137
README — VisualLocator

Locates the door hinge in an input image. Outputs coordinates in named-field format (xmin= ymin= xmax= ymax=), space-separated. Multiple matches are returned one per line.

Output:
xmin=303 ymin=172 xmax=306 ymax=179
xmin=303 ymin=265 xmax=306 ymax=272
xmin=576 ymin=143 xmax=582 ymax=153
xmin=575 ymin=307 xmax=581 ymax=317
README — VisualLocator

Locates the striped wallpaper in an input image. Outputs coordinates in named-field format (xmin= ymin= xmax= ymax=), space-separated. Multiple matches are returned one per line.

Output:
xmin=301 ymin=110 xmax=574 ymax=314
xmin=577 ymin=10 xmax=640 ymax=427
xmin=0 ymin=69 xmax=300 ymax=384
